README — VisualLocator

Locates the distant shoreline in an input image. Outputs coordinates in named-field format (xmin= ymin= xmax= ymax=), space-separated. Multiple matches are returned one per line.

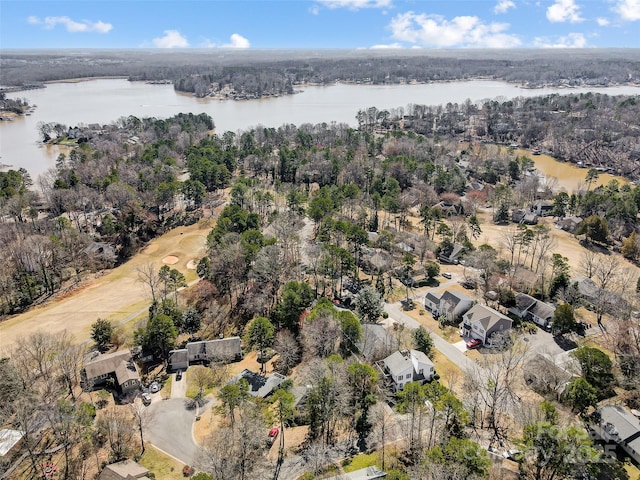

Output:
xmin=4 ymin=75 xmax=637 ymax=97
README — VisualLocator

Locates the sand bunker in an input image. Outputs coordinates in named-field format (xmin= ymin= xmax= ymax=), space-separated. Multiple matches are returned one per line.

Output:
xmin=162 ymin=255 xmax=179 ymax=265
xmin=186 ymin=259 xmax=198 ymax=270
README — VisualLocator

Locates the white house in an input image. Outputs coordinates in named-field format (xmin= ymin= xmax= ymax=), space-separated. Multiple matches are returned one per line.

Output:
xmin=591 ymin=405 xmax=640 ymax=464
xmin=379 ymin=349 xmax=435 ymax=391
xmin=424 ymin=290 xmax=474 ymax=323
xmin=461 ymin=304 xmax=513 ymax=345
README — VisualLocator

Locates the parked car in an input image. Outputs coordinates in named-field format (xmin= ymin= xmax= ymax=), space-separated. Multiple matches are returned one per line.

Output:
xmin=175 ymin=370 xmax=182 ymax=381
xmin=466 ymin=338 xmax=482 ymax=349
xmin=442 ymin=272 xmax=452 ymax=279
xmin=149 ymin=382 xmax=160 ymax=393
xmin=141 ymin=392 xmax=152 ymax=406
xmin=460 ymin=279 xmax=476 ymax=289
xmin=267 ymin=427 xmax=279 ymax=445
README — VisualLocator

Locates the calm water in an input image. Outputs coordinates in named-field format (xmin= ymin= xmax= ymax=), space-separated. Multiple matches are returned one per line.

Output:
xmin=2 ymin=79 xmax=639 ymax=180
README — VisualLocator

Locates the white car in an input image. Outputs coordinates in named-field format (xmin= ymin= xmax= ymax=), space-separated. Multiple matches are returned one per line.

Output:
xmin=141 ymin=392 xmax=152 ymax=405
xmin=149 ymin=382 xmax=160 ymax=393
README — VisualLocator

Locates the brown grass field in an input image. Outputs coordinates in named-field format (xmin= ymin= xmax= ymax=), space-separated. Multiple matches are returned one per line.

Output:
xmin=0 ymin=221 xmax=210 ymax=353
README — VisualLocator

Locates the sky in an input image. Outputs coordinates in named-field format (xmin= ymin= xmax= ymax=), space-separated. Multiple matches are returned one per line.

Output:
xmin=1 ymin=0 xmax=639 ymax=50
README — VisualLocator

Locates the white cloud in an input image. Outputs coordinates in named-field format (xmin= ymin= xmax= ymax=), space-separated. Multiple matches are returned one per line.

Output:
xmin=596 ymin=17 xmax=610 ymax=26
xmin=200 ymin=34 xmax=250 ymax=49
xmin=494 ymin=0 xmax=516 ymax=14
xmin=317 ymin=0 xmax=392 ymax=10
xmin=613 ymin=0 xmax=640 ymax=21
xmin=370 ymin=42 xmax=404 ymax=49
xmin=309 ymin=5 xmax=320 ymax=15
xmin=534 ymin=32 xmax=587 ymax=47
xmin=222 ymin=33 xmax=250 ymax=49
xmin=152 ymin=30 xmax=189 ymax=48
xmin=27 ymin=15 xmax=112 ymax=33
xmin=389 ymin=11 xmax=521 ymax=48
xmin=546 ymin=0 xmax=583 ymax=23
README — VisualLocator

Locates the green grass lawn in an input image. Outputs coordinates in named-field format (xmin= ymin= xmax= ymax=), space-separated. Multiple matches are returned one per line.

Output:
xmin=342 ymin=452 xmax=379 ymax=473
xmin=139 ymin=445 xmax=186 ymax=480
xmin=185 ymin=365 xmax=217 ymax=398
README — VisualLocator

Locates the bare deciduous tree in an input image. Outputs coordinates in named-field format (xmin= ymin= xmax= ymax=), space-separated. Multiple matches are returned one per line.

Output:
xmin=136 ymin=262 xmax=161 ymax=303
xmin=462 ymin=339 xmax=527 ymax=445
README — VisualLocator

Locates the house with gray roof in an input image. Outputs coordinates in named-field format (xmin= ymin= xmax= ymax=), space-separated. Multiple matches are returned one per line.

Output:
xmin=509 ymin=292 xmax=555 ymax=329
xmin=439 ymin=242 xmax=465 ymax=264
xmin=461 ymin=304 xmax=513 ymax=346
xmin=424 ymin=289 xmax=474 ymax=323
xmin=358 ymin=323 xmax=397 ymax=361
xmin=232 ymin=369 xmax=287 ymax=398
xmin=531 ymin=199 xmax=554 ymax=216
xmin=591 ymin=405 xmax=640 ymax=463
xmin=378 ymin=349 xmax=435 ymax=391
xmin=557 ymin=215 xmax=583 ymax=232
xmin=98 ymin=459 xmax=150 ymax=480
xmin=168 ymin=336 xmax=242 ymax=371
xmin=84 ymin=349 xmax=140 ymax=394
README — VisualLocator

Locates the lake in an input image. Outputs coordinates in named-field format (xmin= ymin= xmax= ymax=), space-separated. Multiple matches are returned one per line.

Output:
xmin=2 ymin=79 xmax=639 ymax=181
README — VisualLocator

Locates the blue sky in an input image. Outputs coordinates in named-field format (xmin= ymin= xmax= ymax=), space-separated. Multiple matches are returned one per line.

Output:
xmin=1 ymin=0 xmax=639 ymax=49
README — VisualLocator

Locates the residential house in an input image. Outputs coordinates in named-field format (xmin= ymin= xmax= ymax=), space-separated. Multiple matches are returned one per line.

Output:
xmin=512 ymin=209 xmax=538 ymax=225
xmin=0 ymin=429 xmax=23 ymax=457
xmin=232 ymin=369 xmax=287 ymax=398
xmin=98 ymin=459 xmax=150 ymax=480
xmin=395 ymin=241 xmax=414 ymax=253
xmin=557 ymin=216 xmax=583 ymax=232
xmin=424 ymin=289 xmax=474 ymax=323
xmin=591 ymin=405 xmax=640 ymax=464
xmin=168 ymin=336 xmax=242 ymax=371
xmin=358 ymin=323 xmax=397 ymax=362
xmin=523 ymin=352 xmax=578 ymax=399
xmin=83 ymin=350 xmax=140 ymax=393
xmin=509 ymin=293 xmax=555 ymax=329
xmin=433 ymin=200 xmax=462 ymax=216
xmin=531 ymin=200 xmax=554 ymax=216
xmin=510 ymin=267 xmax=539 ymax=293
xmin=461 ymin=304 xmax=513 ymax=346
xmin=439 ymin=242 xmax=465 ymax=264
xmin=378 ymin=349 xmax=435 ymax=391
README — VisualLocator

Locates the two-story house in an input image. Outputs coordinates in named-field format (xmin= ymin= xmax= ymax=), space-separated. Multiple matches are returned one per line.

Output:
xmin=591 ymin=405 xmax=640 ymax=464
xmin=424 ymin=290 xmax=474 ymax=323
xmin=168 ymin=336 xmax=242 ymax=371
xmin=83 ymin=349 xmax=140 ymax=394
xmin=461 ymin=304 xmax=513 ymax=346
xmin=379 ymin=349 xmax=435 ymax=391
xmin=509 ymin=292 xmax=555 ymax=330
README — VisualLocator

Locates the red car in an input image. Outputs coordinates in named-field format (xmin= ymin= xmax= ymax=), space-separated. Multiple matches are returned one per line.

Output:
xmin=268 ymin=427 xmax=279 ymax=444
xmin=466 ymin=338 xmax=482 ymax=349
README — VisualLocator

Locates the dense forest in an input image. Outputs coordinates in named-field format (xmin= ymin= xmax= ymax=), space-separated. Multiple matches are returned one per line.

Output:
xmin=1 ymin=49 xmax=639 ymax=98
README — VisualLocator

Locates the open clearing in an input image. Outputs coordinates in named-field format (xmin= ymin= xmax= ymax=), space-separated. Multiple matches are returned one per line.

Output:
xmin=0 ymin=222 xmax=209 ymax=352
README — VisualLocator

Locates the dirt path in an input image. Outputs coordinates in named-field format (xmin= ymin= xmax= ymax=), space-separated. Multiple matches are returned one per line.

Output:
xmin=0 ymin=221 xmax=210 ymax=353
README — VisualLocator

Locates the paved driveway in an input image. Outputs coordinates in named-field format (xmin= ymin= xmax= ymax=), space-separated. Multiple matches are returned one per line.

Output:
xmin=384 ymin=301 xmax=479 ymax=373
xmin=145 ymin=398 xmax=202 ymax=465
xmin=171 ymin=370 xmax=188 ymax=399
